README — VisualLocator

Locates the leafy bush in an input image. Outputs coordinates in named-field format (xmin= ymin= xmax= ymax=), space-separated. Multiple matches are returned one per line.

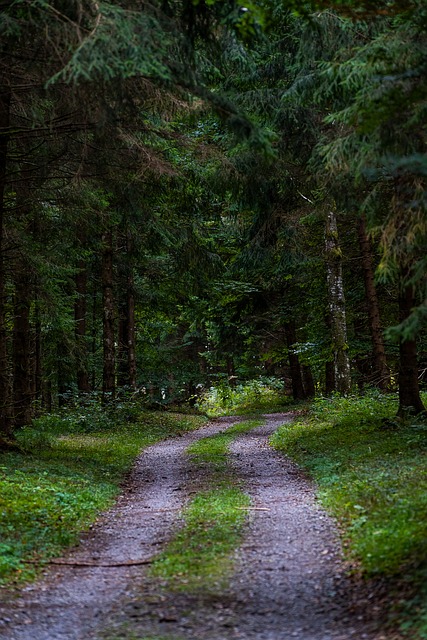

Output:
xmin=196 ymin=377 xmax=289 ymax=416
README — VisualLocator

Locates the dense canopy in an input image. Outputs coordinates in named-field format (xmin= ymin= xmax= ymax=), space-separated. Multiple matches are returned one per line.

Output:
xmin=0 ymin=0 xmax=426 ymax=438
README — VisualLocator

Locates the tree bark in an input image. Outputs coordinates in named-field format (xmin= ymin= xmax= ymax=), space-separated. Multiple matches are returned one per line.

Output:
xmin=325 ymin=209 xmax=351 ymax=394
xmin=284 ymin=321 xmax=306 ymax=400
xmin=75 ymin=261 xmax=90 ymax=393
xmin=102 ymin=229 xmax=115 ymax=400
xmin=357 ymin=213 xmax=389 ymax=389
xmin=12 ymin=271 xmax=32 ymax=428
xmin=34 ymin=293 xmax=42 ymax=408
xmin=117 ymin=300 xmax=128 ymax=389
xmin=302 ymin=364 xmax=315 ymax=398
xmin=0 ymin=87 xmax=13 ymax=437
xmin=127 ymin=275 xmax=137 ymax=389
xmin=397 ymin=284 xmax=425 ymax=416
xmin=117 ymin=233 xmax=136 ymax=390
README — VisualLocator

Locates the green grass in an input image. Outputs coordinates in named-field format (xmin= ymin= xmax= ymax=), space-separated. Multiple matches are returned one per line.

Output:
xmin=150 ymin=487 xmax=250 ymax=591
xmin=187 ymin=418 xmax=263 ymax=476
xmin=150 ymin=418 xmax=261 ymax=591
xmin=271 ymin=391 xmax=427 ymax=638
xmin=0 ymin=410 xmax=205 ymax=586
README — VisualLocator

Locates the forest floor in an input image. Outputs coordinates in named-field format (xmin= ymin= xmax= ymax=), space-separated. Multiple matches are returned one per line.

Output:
xmin=0 ymin=413 xmax=398 ymax=640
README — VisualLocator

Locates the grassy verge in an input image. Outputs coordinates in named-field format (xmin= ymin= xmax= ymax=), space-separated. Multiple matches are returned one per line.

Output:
xmin=0 ymin=409 xmax=205 ymax=586
xmin=150 ymin=418 xmax=261 ymax=591
xmin=271 ymin=391 xmax=427 ymax=638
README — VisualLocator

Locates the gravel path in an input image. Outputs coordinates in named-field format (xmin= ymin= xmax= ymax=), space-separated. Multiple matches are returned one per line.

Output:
xmin=0 ymin=413 xmax=387 ymax=640
xmin=227 ymin=413 xmax=371 ymax=640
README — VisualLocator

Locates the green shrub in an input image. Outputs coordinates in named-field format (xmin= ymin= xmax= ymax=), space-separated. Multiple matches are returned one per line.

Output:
xmin=197 ymin=377 xmax=289 ymax=417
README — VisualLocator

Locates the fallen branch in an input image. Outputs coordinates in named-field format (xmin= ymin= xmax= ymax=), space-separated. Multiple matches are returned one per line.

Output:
xmin=237 ymin=506 xmax=270 ymax=511
xmin=25 ymin=558 xmax=153 ymax=568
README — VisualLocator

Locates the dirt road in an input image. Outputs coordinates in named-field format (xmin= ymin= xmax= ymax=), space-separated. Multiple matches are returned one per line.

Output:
xmin=0 ymin=413 xmax=386 ymax=640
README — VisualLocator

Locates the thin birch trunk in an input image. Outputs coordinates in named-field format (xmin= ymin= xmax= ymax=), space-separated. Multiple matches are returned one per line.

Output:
xmin=325 ymin=209 xmax=351 ymax=394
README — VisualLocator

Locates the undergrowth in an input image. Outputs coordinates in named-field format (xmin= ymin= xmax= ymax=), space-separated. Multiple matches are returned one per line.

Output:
xmin=196 ymin=378 xmax=290 ymax=417
xmin=0 ymin=404 xmax=205 ymax=586
xmin=271 ymin=390 xmax=427 ymax=639
xmin=150 ymin=418 xmax=261 ymax=590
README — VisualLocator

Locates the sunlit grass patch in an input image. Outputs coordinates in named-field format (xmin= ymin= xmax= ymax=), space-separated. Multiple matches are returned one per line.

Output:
xmin=0 ymin=409 xmax=206 ymax=586
xmin=150 ymin=487 xmax=249 ymax=591
xmin=271 ymin=391 xmax=427 ymax=638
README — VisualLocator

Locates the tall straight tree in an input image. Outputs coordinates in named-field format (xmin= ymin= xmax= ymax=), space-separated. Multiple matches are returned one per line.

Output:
xmin=102 ymin=228 xmax=115 ymax=400
xmin=325 ymin=209 xmax=351 ymax=394
xmin=0 ymin=87 xmax=12 ymax=437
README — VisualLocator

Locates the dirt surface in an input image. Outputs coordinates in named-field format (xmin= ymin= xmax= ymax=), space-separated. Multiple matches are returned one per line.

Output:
xmin=0 ymin=413 xmax=391 ymax=640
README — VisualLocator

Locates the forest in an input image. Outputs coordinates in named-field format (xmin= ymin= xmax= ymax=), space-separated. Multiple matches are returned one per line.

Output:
xmin=0 ymin=0 xmax=427 ymax=638
xmin=0 ymin=0 xmax=425 ymax=432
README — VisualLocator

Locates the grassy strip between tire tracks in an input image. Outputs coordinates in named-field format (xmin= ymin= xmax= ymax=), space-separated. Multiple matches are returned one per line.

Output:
xmin=149 ymin=418 xmax=262 ymax=591
xmin=271 ymin=391 xmax=427 ymax=639
xmin=0 ymin=410 xmax=206 ymax=586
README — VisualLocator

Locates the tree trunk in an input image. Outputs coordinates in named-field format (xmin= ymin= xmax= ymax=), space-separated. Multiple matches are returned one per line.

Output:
xmin=91 ymin=288 xmax=97 ymax=391
xmin=102 ymin=229 xmax=115 ymax=400
xmin=12 ymin=272 xmax=32 ymax=428
xmin=227 ymin=356 xmax=236 ymax=387
xmin=117 ymin=302 xmax=128 ymax=389
xmin=117 ymin=235 xmax=136 ymax=391
xmin=127 ymin=276 xmax=137 ymax=389
xmin=325 ymin=209 xmax=351 ymax=394
xmin=302 ymin=364 xmax=315 ymax=398
xmin=284 ymin=321 xmax=306 ymax=400
xmin=34 ymin=294 xmax=42 ymax=408
xmin=397 ymin=284 xmax=425 ymax=416
xmin=57 ymin=341 xmax=69 ymax=406
xmin=0 ymin=87 xmax=13 ymax=437
xmin=358 ymin=213 xmax=389 ymax=389
xmin=75 ymin=261 xmax=90 ymax=393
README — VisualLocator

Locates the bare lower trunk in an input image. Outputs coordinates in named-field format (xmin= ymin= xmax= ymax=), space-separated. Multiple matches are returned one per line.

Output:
xmin=12 ymin=273 xmax=32 ymax=428
xmin=117 ymin=304 xmax=128 ymax=389
xmin=325 ymin=209 xmax=351 ymax=394
xmin=284 ymin=321 xmax=306 ymax=400
xmin=302 ymin=365 xmax=315 ymax=398
xmin=75 ymin=262 xmax=90 ymax=393
xmin=34 ymin=294 xmax=42 ymax=407
xmin=102 ymin=230 xmax=115 ymax=400
xmin=0 ymin=87 xmax=12 ymax=437
xmin=127 ymin=278 xmax=136 ymax=389
xmin=358 ymin=214 xmax=389 ymax=389
xmin=397 ymin=284 xmax=425 ymax=416
xmin=117 ymin=274 xmax=136 ymax=390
